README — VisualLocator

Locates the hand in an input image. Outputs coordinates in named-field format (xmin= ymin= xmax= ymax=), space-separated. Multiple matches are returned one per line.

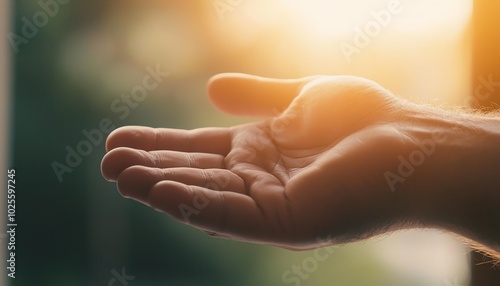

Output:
xmin=101 ymin=74 xmax=500 ymax=252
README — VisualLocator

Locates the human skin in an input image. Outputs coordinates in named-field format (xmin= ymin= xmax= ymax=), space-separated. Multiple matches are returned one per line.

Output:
xmin=100 ymin=74 xmax=500 ymax=256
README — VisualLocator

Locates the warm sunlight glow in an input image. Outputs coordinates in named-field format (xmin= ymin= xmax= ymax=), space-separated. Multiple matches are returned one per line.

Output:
xmin=283 ymin=0 xmax=472 ymax=37
xmin=285 ymin=0 xmax=364 ymax=37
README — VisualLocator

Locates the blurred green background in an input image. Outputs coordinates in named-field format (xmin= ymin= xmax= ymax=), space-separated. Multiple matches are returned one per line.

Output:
xmin=5 ymin=0 xmax=474 ymax=285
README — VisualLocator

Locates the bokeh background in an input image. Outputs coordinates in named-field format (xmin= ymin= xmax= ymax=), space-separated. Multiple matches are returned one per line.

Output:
xmin=2 ymin=0 xmax=476 ymax=285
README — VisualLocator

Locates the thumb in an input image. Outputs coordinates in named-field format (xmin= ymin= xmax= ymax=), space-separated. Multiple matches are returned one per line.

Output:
xmin=207 ymin=73 xmax=319 ymax=117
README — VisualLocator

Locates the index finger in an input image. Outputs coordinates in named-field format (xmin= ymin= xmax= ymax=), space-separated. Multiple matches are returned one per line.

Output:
xmin=106 ymin=126 xmax=232 ymax=155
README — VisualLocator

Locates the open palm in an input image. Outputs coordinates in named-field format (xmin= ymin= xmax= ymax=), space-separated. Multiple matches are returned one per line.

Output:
xmin=101 ymin=74 xmax=422 ymax=249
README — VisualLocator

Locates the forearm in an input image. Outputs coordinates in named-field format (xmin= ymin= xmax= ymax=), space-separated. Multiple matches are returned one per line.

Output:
xmin=420 ymin=112 xmax=500 ymax=256
xmin=449 ymin=115 xmax=500 ymax=254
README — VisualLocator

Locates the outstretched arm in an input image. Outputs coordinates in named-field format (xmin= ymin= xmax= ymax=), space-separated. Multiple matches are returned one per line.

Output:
xmin=101 ymin=74 xmax=500 ymax=256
